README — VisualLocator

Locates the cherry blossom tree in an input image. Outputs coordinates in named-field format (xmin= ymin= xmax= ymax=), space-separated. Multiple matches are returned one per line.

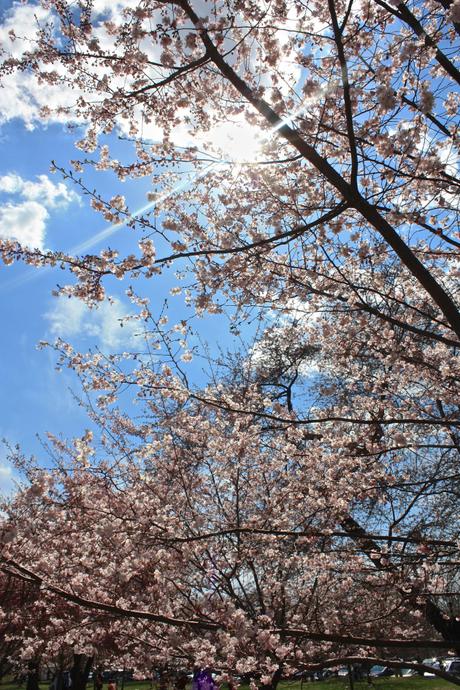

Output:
xmin=0 ymin=552 xmax=95 ymax=690
xmin=0 ymin=350 xmax=459 ymax=686
xmin=0 ymin=570 xmax=33 ymax=680
xmin=0 ymin=0 xmax=458 ymax=322
xmin=0 ymin=0 xmax=460 ymax=685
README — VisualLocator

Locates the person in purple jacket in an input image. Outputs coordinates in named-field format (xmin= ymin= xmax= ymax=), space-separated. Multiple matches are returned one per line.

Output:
xmin=192 ymin=669 xmax=217 ymax=690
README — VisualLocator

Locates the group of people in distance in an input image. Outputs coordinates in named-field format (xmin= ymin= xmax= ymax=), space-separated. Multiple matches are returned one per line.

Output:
xmin=94 ymin=673 xmax=117 ymax=690
xmin=93 ymin=668 xmax=219 ymax=690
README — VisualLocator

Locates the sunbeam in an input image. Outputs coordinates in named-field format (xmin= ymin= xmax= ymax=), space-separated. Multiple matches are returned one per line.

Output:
xmin=0 ymin=96 xmax=313 ymax=293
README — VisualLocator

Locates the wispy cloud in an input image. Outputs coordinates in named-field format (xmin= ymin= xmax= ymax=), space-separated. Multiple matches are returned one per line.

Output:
xmin=0 ymin=173 xmax=78 ymax=208
xmin=0 ymin=460 xmax=16 ymax=498
xmin=44 ymin=296 xmax=140 ymax=349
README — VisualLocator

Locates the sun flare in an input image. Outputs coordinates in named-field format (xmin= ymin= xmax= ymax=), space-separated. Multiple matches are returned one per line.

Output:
xmin=206 ymin=119 xmax=264 ymax=164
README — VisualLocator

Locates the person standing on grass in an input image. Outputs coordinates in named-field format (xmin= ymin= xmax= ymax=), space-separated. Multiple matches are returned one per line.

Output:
xmin=192 ymin=669 xmax=216 ymax=690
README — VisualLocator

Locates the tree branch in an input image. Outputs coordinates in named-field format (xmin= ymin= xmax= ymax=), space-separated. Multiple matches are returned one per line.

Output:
xmin=176 ymin=0 xmax=460 ymax=340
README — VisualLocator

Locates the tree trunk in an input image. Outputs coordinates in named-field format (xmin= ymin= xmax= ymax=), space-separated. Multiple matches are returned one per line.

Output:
xmin=26 ymin=662 xmax=40 ymax=690
xmin=70 ymin=654 xmax=93 ymax=690
xmin=347 ymin=666 xmax=354 ymax=690
xmin=55 ymin=670 xmax=64 ymax=690
xmin=426 ymin=600 xmax=460 ymax=656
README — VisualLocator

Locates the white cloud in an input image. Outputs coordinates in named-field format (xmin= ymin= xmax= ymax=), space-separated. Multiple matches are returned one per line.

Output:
xmin=437 ymin=141 xmax=460 ymax=180
xmin=0 ymin=4 xmax=79 ymax=129
xmin=0 ymin=4 xmax=52 ymax=60
xmin=91 ymin=0 xmax=141 ymax=15
xmin=0 ymin=172 xmax=78 ymax=249
xmin=44 ymin=296 xmax=140 ymax=349
xmin=0 ymin=461 xmax=16 ymax=498
xmin=0 ymin=2 xmax=153 ymax=130
xmin=0 ymin=173 xmax=78 ymax=207
xmin=0 ymin=63 xmax=84 ymax=131
xmin=0 ymin=200 xmax=48 ymax=249
xmin=0 ymin=0 xmax=302 ymax=142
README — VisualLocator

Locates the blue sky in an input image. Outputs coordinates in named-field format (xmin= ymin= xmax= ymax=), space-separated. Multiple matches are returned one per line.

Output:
xmin=0 ymin=0 xmax=301 ymax=494
xmin=0 ymin=113 xmax=240 ymax=492
xmin=0 ymin=120 xmax=143 ymax=478
xmin=0 ymin=0 xmax=237 ymax=495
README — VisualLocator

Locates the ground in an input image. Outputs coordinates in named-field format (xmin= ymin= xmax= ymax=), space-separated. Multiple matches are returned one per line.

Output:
xmin=0 ymin=677 xmax=456 ymax=690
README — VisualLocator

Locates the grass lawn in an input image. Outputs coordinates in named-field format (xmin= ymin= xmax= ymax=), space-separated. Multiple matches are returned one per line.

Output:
xmin=0 ymin=679 xmax=456 ymax=690
xmin=280 ymin=680 xmax=454 ymax=690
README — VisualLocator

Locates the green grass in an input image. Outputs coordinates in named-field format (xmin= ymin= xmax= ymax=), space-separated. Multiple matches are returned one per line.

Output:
xmin=0 ymin=684 xmax=155 ymax=690
xmin=279 ymin=679 xmax=453 ymax=690
xmin=0 ymin=679 xmax=455 ymax=690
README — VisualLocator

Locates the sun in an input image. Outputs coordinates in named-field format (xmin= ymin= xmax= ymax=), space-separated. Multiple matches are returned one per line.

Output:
xmin=206 ymin=118 xmax=264 ymax=164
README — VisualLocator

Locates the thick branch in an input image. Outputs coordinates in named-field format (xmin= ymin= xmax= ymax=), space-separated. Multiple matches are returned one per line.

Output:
xmin=124 ymin=52 xmax=210 ymax=97
xmin=374 ymin=0 xmax=460 ymax=85
xmin=2 ymin=558 xmax=459 ymax=650
xmin=177 ymin=0 xmax=460 ymax=340
xmin=0 ymin=559 xmax=217 ymax=630
xmin=153 ymin=525 xmax=456 ymax=548
xmin=328 ymin=0 xmax=359 ymax=186
xmin=189 ymin=392 xmax=460 ymax=428
xmin=340 ymin=516 xmax=460 ymax=653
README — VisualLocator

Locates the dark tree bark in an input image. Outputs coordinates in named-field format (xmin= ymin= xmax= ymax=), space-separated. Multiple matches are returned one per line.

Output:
xmin=426 ymin=600 xmax=460 ymax=656
xmin=26 ymin=662 xmax=40 ymax=690
xmin=70 ymin=654 xmax=93 ymax=690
